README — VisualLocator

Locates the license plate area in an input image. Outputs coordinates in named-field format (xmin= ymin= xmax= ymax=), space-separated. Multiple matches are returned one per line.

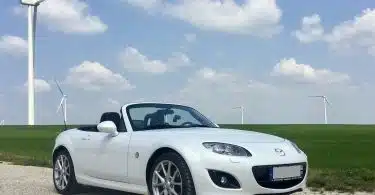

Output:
xmin=270 ymin=165 xmax=303 ymax=181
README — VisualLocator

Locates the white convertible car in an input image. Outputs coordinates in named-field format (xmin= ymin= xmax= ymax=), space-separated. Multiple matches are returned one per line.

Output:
xmin=52 ymin=103 xmax=308 ymax=195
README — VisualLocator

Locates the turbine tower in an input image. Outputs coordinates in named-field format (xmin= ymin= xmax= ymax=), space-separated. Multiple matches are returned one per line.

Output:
xmin=309 ymin=95 xmax=330 ymax=124
xmin=55 ymin=80 xmax=67 ymax=127
xmin=233 ymin=106 xmax=244 ymax=124
xmin=20 ymin=0 xmax=49 ymax=125
xmin=0 ymin=120 xmax=4 ymax=126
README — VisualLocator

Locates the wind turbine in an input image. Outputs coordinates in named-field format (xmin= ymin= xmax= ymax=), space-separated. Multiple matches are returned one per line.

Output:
xmin=20 ymin=0 xmax=49 ymax=125
xmin=233 ymin=106 xmax=244 ymax=124
xmin=0 ymin=120 xmax=4 ymax=126
xmin=309 ymin=95 xmax=330 ymax=124
xmin=55 ymin=80 xmax=67 ymax=128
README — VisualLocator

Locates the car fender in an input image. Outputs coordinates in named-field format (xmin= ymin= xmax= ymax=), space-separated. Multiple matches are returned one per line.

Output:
xmin=52 ymin=131 xmax=75 ymax=163
xmin=145 ymin=140 xmax=203 ymax=189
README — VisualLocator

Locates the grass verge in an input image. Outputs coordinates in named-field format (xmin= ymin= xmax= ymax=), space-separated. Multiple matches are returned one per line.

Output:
xmin=1 ymin=124 xmax=374 ymax=192
xmin=0 ymin=152 xmax=52 ymax=167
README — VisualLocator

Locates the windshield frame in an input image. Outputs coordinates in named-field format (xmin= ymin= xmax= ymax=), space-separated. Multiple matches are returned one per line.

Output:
xmin=125 ymin=103 xmax=218 ymax=131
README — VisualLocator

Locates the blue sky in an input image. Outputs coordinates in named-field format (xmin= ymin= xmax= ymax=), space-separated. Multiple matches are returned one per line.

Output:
xmin=1 ymin=0 xmax=375 ymax=125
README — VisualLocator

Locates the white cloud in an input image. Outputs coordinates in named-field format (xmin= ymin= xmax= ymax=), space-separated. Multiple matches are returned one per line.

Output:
xmin=124 ymin=0 xmax=282 ymax=37
xmin=0 ymin=35 xmax=27 ymax=56
xmin=271 ymin=58 xmax=351 ymax=85
xmin=108 ymin=98 xmax=120 ymax=105
xmin=293 ymin=9 xmax=375 ymax=56
xmin=179 ymin=67 xmax=274 ymax=98
xmin=23 ymin=78 xmax=51 ymax=93
xmin=326 ymin=8 xmax=375 ymax=55
xmin=162 ymin=67 xmax=278 ymax=123
xmin=166 ymin=52 xmax=191 ymax=68
xmin=292 ymin=14 xmax=324 ymax=43
xmin=14 ymin=0 xmax=107 ymax=34
xmin=195 ymin=67 xmax=236 ymax=83
xmin=119 ymin=46 xmax=191 ymax=74
xmin=184 ymin=33 xmax=196 ymax=42
xmin=64 ymin=61 xmax=135 ymax=91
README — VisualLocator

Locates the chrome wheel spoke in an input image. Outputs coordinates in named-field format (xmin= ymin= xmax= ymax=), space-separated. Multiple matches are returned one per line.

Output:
xmin=167 ymin=161 xmax=172 ymax=178
xmin=63 ymin=175 xmax=68 ymax=186
xmin=171 ymin=181 xmax=182 ymax=186
xmin=59 ymin=177 xmax=64 ymax=188
xmin=172 ymin=171 xmax=178 ymax=181
xmin=172 ymin=169 xmax=180 ymax=181
xmin=60 ymin=156 xmax=64 ymax=168
xmin=154 ymin=171 xmax=165 ymax=183
xmin=57 ymin=159 xmax=63 ymax=170
xmin=152 ymin=182 xmax=164 ymax=187
xmin=170 ymin=188 xmax=178 ymax=195
xmin=161 ymin=162 xmax=167 ymax=177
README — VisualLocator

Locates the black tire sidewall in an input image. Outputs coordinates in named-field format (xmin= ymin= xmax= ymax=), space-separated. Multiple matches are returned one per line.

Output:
xmin=53 ymin=150 xmax=78 ymax=194
xmin=147 ymin=152 xmax=196 ymax=195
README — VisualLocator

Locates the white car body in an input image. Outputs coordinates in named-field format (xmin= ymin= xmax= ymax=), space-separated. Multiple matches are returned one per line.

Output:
xmin=52 ymin=103 xmax=308 ymax=195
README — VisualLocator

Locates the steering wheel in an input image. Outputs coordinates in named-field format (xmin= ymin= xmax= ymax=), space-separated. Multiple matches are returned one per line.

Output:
xmin=181 ymin=121 xmax=194 ymax=127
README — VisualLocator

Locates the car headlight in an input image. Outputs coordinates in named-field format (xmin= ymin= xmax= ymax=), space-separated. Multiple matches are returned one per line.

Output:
xmin=202 ymin=142 xmax=252 ymax=157
xmin=290 ymin=141 xmax=302 ymax=153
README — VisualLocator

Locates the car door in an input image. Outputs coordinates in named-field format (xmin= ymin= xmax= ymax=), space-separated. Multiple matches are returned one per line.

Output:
xmin=85 ymin=131 xmax=131 ymax=183
xmin=70 ymin=129 xmax=96 ymax=177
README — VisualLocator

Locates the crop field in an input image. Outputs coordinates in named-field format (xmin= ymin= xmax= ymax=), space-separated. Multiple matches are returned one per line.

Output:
xmin=0 ymin=124 xmax=374 ymax=192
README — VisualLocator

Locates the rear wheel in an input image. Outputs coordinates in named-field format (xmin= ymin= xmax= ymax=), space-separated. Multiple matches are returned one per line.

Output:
xmin=53 ymin=150 xmax=80 ymax=194
xmin=148 ymin=152 xmax=196 ymax=195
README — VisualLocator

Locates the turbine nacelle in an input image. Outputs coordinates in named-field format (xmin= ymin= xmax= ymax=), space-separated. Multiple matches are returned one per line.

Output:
xmin=20 ymin=0 xmax=47 ymax=6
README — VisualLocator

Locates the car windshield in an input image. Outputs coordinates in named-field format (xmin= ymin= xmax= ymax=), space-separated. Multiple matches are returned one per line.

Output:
xmin=126 ymin=103 xmax=218 ymax=131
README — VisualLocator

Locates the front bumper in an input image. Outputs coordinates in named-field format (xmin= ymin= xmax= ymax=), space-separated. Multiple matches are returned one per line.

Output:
xmin=189 ymin=151 xmax=308 ymax=195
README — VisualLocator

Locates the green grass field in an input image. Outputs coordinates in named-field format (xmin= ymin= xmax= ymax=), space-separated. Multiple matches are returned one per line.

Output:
xmin=0 ymin=124 xmax=374 ymax=192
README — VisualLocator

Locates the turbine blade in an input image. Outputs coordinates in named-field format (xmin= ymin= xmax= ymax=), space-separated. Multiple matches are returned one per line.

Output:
xmin=56 ymin=98 xmax=64 ymax=113
xmin=54 ymin=79 xmax=64 ymax=95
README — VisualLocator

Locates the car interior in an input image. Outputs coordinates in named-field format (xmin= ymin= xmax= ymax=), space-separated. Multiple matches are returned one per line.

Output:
xmin=76 ymin=108 xmax=181 ymax=132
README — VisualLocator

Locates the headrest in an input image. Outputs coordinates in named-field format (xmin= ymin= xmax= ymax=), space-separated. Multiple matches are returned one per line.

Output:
xmin=100 ymin=112 xmax=121 ymax=127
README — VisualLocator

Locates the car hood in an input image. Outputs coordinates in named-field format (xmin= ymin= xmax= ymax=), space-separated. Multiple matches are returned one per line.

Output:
xmin=147 ymin=128 xmax=285 ymax=143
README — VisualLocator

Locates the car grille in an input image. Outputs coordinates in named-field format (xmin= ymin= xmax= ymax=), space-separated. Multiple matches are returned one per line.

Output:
xmin=252 ymin=162 xmax=307 ymax=189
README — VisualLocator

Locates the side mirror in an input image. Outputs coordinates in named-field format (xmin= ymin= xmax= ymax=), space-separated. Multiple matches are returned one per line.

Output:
xmin=97 ymin=121 xmax=119 ymax=136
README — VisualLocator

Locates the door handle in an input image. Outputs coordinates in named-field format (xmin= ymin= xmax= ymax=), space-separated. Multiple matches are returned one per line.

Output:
xmin=81 ymin=134 xmax=91 ymax=141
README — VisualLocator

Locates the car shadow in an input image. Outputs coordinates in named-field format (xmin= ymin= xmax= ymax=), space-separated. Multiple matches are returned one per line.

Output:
xmin=75 ymin=186 xmax=143 ymax=195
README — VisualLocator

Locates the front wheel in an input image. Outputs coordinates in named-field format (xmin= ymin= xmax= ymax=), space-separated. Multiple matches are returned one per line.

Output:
xmin=53 ymin=150 xmax=80 ymax=194
xmin=148 ymin=152 xmax=196 ymax=195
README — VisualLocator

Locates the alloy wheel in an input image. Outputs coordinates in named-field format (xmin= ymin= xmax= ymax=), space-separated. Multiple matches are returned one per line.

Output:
xmin=54 ymin=154 xmax=71 ymax=191
xmin=152 ymin=160 xmax=183 ymax=195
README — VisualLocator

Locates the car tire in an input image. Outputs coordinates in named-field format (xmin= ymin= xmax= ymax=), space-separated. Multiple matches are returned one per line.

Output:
xmin=148 ymin=152 xmax=196 ymax=195
xmin=53 ymin=149 xmax=80 ymax=194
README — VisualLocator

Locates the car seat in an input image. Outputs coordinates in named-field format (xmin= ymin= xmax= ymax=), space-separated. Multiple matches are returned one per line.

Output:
xmin=100 ymin=112 xmax=121 ymax=128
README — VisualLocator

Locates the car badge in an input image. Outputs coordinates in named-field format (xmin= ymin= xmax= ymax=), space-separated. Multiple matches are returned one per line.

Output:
xmin=274 ymin=148 xmax=286 ymax=156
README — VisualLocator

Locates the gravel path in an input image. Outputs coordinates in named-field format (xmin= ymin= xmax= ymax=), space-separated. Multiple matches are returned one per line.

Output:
xmin=0 ymin=162 xmax=138 ymax=195
xmin=0 ymin=162 xmax=372 ymax=195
